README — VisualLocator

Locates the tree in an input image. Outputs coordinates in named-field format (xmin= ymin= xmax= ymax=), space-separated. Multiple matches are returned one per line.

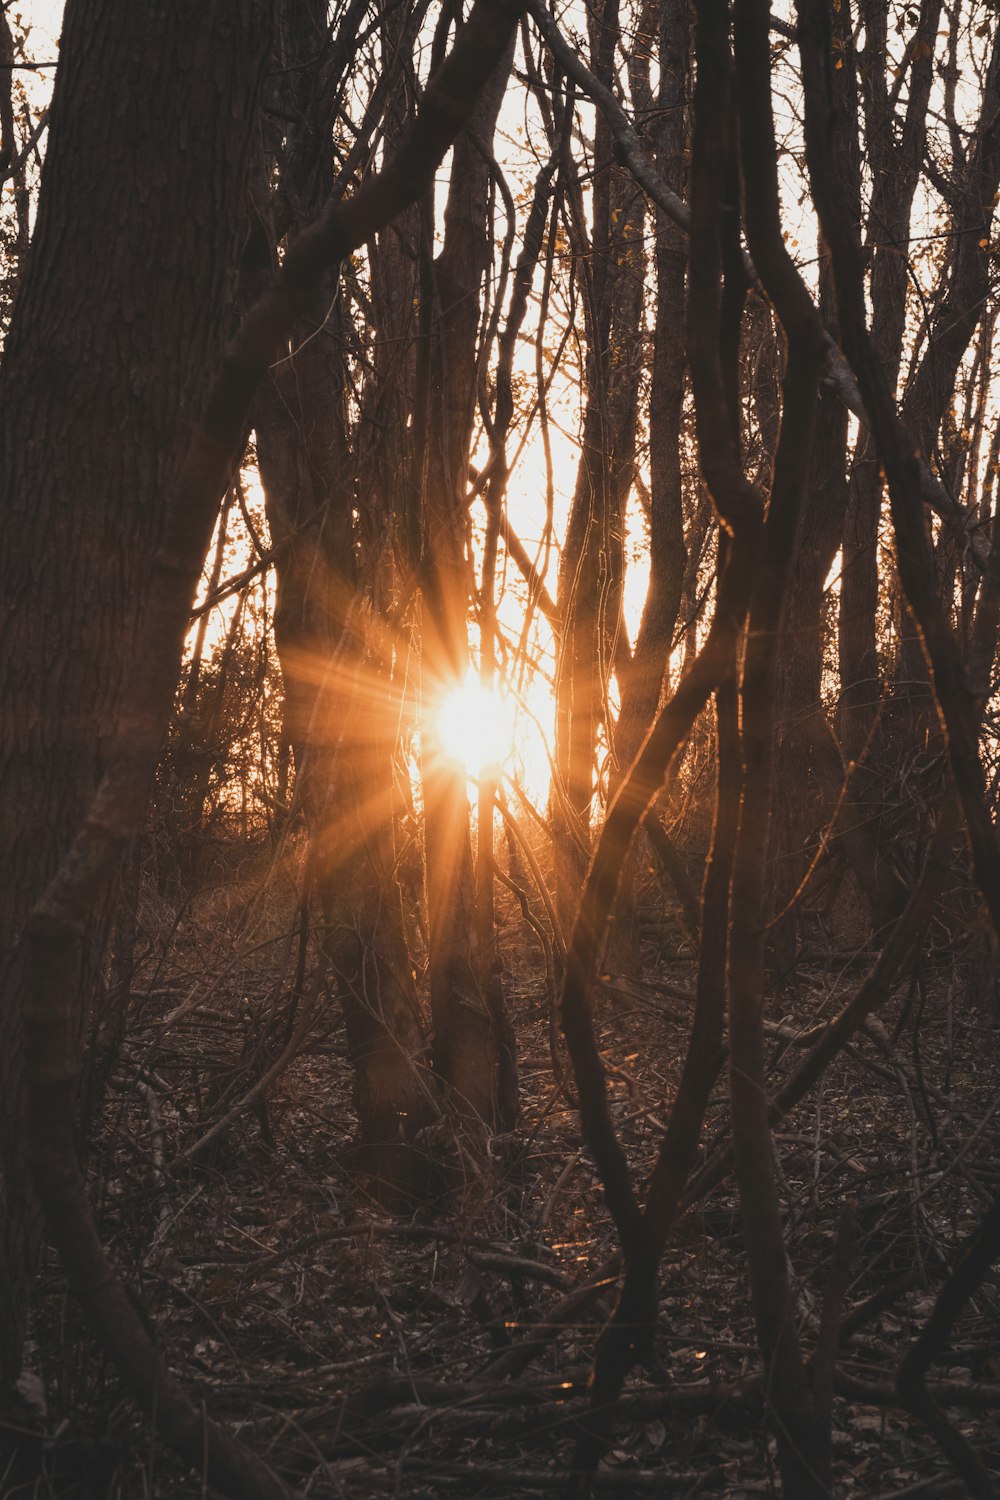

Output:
xmin=0 ymin=0 xmax=274 ymax=1398
xmin=251 ymin=0 xmax=434 ymax=1190
xmin=2 ymin=0 xmax=528 ymax=1487
xmin=420 ymin=30 xmax=521 ymax=1129
xmin=6 ymin=0 xmax=1000 ymax=1495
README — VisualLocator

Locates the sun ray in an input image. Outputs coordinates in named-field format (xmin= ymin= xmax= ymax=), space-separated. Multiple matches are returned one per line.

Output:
xmin=433 ymin=670 xmax=515 ymax=778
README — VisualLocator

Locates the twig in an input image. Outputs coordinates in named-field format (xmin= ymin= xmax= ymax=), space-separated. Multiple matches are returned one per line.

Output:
xmin=466 ymin=1246 xmax=572 ymax=1292
xmin=479 ymin=1258 xmax=622 ymax=1381
xmin=526 ymin=0 xmax=988 ymax=570
xmin=168 ymin=991 xmax=319 ymax=1165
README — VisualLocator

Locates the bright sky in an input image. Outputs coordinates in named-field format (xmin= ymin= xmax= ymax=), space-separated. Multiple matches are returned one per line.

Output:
xmin=10 ymin=1 xmax=60 ymax=75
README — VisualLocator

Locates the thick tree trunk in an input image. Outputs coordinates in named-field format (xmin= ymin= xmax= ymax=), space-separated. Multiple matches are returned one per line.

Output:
xmin=9 ymin=0 xmax=529 ymax=1484
xmin=0 ymin=0 xmax=271 ymax=1392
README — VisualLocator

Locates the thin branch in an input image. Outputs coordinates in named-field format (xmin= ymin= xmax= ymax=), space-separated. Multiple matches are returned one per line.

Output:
xmin=527 ymin=0 xmax=990 ymax=572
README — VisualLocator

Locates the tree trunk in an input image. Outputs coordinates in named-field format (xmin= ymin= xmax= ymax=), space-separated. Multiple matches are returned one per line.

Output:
xmin=0 ymin=0 xmax=271 ymax=1392
xmin=421 ymin=36 xmax=519 ymax=1130
xmin=304 ymin=645 xmax=435 ymax=1197
xmin=607 ymin=0 xmax=687 ymax=969
xmin=839 ymin=0 xmax=943 ymax=875
xmin=252 ymin=0 xmax=433 ymax=1178
xmin=554 ymin=0 xmax=645 ymax=944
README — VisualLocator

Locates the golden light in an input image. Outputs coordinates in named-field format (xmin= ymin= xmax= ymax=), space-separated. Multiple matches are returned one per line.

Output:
xmin=435 ymin=671 xmax=514 ymax=777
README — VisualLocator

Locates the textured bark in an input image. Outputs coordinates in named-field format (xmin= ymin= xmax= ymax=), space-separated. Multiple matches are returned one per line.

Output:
xmin=0 ymin=0 xmax=272 ymax=1390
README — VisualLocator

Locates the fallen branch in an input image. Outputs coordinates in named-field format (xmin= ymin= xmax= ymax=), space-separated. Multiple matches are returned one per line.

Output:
xmin=397 ymin=1460 xmax=727 ymax=1493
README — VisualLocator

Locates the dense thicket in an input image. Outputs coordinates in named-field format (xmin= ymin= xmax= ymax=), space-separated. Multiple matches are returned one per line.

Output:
xmin=2 ymin=0 xmax=1000 ymax=1494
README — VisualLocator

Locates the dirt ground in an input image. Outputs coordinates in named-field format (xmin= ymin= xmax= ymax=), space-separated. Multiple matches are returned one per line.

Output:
xmin=12 ymin=851 xmax=1000 ymax=1499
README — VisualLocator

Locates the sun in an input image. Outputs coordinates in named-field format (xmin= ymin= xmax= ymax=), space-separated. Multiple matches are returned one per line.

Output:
xmin=435 ymin=671 xmax=514 ymax=777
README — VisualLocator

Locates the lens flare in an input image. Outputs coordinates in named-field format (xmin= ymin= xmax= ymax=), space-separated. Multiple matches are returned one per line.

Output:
xmin=435 ymin=671 xmax=514 ymax=776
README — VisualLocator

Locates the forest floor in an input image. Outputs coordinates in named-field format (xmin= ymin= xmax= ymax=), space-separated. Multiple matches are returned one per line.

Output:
xmin=13 ymin=846 xmax=1000 ymax=1499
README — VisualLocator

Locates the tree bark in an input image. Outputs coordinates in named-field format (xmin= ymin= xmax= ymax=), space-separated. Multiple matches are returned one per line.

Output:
xmin=728 ymin=0 xmax=831 ymax=1473
xmin=0 ymin=0 xmax=273 ymax=1391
